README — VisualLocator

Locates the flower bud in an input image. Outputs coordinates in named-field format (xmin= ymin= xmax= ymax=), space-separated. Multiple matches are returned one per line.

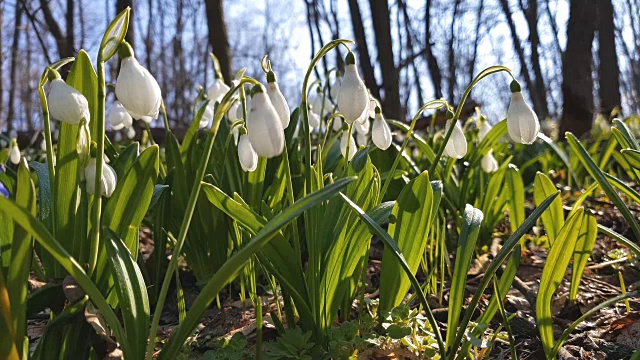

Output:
xmin=507 ymin=80 xmax=539 ymax=144
xmin=372 ymin=108 xmax=392 ymax=150
xmin=238 ymin=134 xmax=258 ymax=172
xmin=481 ymin=150 xmax=499 ymax=173
xmin=246 ymin=85 xmax=285 ymax=158
xmin=337 ymin=52 xmax=370 ymax=124
xmin=266 ymin=73 xmax=290 ymax=129
xmin=206 ymin=78 xmax=231 ymax=104
xmin=443 ymin=120 xmax=468 ymax=159
xmin=116 ymin=53 xmax=162 ymax=120
xmin=340 ymin=131 xmax=357 ymax=161
xmin=9 ymin=141 xmax=20 ymax=165
xmin=477 ymin=116 xmax=492 ymax=142
xmin=108 ymin=101 xmax=133 ymax=130
xmin=85 ymin=158 xmax=117 ymax=197
xmin=48 ymin=78 xmax=91 ymax=125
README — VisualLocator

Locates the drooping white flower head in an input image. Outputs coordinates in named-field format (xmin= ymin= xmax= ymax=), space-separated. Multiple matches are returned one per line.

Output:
xmin=47 ymin=74 xmax=90 ymax=125
xmin=507 ymin=80 xmax=539 ymax=144
xmin=246 ymin=85 xmax=285 ymax=158
xmin=372 ymin=107 xmax=392 ymax=150
xmin=481 ymin=150 xmax=499 ymax=173
xmin=85 ymin=158 xmax=117 ymax=197
xmin=238 ymin=134 xmax=258 ymax=172
xmin=443 ymin=119 xmax=468 ymax=159
xmin=266 ymin=71 xmax=290 ymax=129
xmin=308 ymin=106 xmax=320 ymax=129
xmin=311 ymin=86 xmax=332 ymax=118
xmin=9 ymin=140 xmax=20 ymax=165
xmin=108 ymin=100 xmax=133 ymax=130
xmin=337 ymin=52 xmax=370 ymax=124
xmin=340 ymin=130 xmax=357 ymax=161
xmin=139 ymin=115 xmax=153 ymax=124
xmin=332 ymin=116 xmax=343 ymax=131
xmin=477 ymin=116 xmax=492 ymax=142
xmin=115 ymin=43 xmax=162 ymax=121
xmin=356 ymin=131 xmax=368 ymax=147
xmin=232 ymin=126 xmax=240 ymax=145
xmin=367 ymin=97 xmax=379 ymax=119
xmin=126 ymin=126 xmax=136 ymax=140
xmin=207 ymin=78 xmax=231 ymax=104
xmin=77 ymin=120 xmax=91 ymax=165
xmin=198 ymin=101 xmax=214 ymax=129
xmin=329 ymin=73 xmax=341 ymax=101
xmin=228 ymin=101 xmax=241 ymax=122
xmin=354 ymin=117 xmax=370 ymax=135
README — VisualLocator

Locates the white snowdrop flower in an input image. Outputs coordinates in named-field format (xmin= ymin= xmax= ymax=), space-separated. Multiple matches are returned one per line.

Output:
xmin=206 ymin=78 xmax=230 ymax=104
xmin=337 ymin=52 xmax=370 ymax=124
xmin=332 ymin=116 xmax=343 ymax=131
xmin=311 ymin=86 xmax=332 ymax=117
xmin=238 ymin=134 xmax=258 ymax=172
xmin=308 ymin=108 xmax=320 ymax=129
xmin=9 ymin=141 xmax=20 ymax=165
xmin=266 ymin=71 xmax=290 ymax=129
xmin=354 ymin=117 xmax=370 ymax=135
xmin=77 ymin=121 xmax=91 ymax=165
xmin=371 ymin=108 xmax=392 ymax=150
xmin=367 ymin=98 xmax=379 ymax=119
xmin=228 ymin=101 xmax=241 ymax=122
xmin=116 ymin=43 xmax=162 ymax=120
xmin=340 ymin=131 xmax=357 ymax=161
xmin=198 ymin=101 xmax=214 ymax=129
xmin=443 ymin=119 xmax=468 ymax=159
xmin=47 ymin=76 xmax=90 ymax=125
xmin=108 ymin=101 xmax=133 ymax=130
xmin=356 ymin=131 xmax=368 ymax=147
xmin=139 ymin=116 xmax=153 ymax=124
xmin=507 ymin=80 xmax=539 ymax=144
xmin=481 ymin=150 xmax=499 ymax=173
xmin=126 ymin=127 xmax=136 ymax=140
xmin=85 ymin=158 xmax=117 ymax=197
xmin=114 ymin=131 xmax=122 ymax=142
xmin=232 ymin=126 xmax=240 ymax=145
xmin=246 ymin=85 xmax=285 ymax=158
xmin=477 ymin=116 xmax=492 ymax=142
xmin=41 ymin=138 xmax=47 ymax=152
xmin=329 ymin=74 xmax=341 ymax=101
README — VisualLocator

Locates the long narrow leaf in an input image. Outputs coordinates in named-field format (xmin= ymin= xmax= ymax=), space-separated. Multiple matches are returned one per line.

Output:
xmin=533 ymin=172 xmax=564 ymax=245
xmin=570 ymin=212 xmax=597 ymax=300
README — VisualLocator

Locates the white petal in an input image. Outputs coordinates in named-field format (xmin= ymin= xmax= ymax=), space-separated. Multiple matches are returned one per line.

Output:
xmin=507 ymin=92 xmax=540 ymax=144
xmin=477 ymin=119 xmax=492 ymax=142
xmin=354 ymin=118 xmax=370 ymax=135
xmin=337 ymin=64 xmax=370 ymax=124
xmin=267 ymin=82 xmax=291 ymax=129
xmin=116 ymin=57 xmax=162 ymax=120
xmin=308 ymin=110 xmax=320 ymax=129
xmin=108 ymin=101 xmax=133 ymax=130
xmin=332 ymin=117 xmax=343 ymax=131
xmin=238 ymin=135 xmax=258 ymax=172
xmin=48 ymin=79 xmax=90 ymax=125
xmin=206 ymin=79 xmax=231 ymax=104
xmin=443 ymin=121 xmax=468 ymax=159
xmin=481 ymin=151 xmax=499 ymax=173
xmin=356 ymin=132 xmax=368 ymax=147
xmin=9 ymin=145 xmax=20 ymax=164
xmin=246 ymin=92 xmax=285 ymax=158
xmin=372 ymin=114 xmax=392 ymax=150
xmin=228 ymin=101 xmax=241 ymax=122
xmin=126 ymin=127 xmax=136 ymax=139
xmin=340 ymin=131 xmax=357 ymax=160
xmin=85 ymin=158 xmax=118 ymax=197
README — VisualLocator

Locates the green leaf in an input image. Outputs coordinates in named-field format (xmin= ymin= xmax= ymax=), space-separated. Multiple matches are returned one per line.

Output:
xmin=0 ymin=196 xmax=126 ymax=353
xmin=100 ymin=8 xmax=130 ymax=61
xmin=597 ymin=225 xmax=640 ymax=258
xmin=0 ymin=270 xmax=20 ymax=360
xmin=445 ymin=204 xmax=483 ymax=351
xmin=570 ymin=212 xmax=597 ymax=301
xmin=505 ymin=164 xmax=525 ymax=234
xmin=379 ymin=172 xmax=441 ymax=313
xmin=621 ymin=149 xmax=640 ymax=170
xmin=533 ymin=172 xmax=564 ymax=245
xmin=537 ymin=208 xmax=584 ymax=357
xmin=103 ymin=228 xmax=150 ymax=360
xmin=157 ymin=176 xmax=357 ymax=359
xmin=612 ymin=118 xmax=640 ymax=150
xmin=339 ymin=193 xmax=446 ymax=356
xmin=566 ymin=132 xmax=640 ymax=241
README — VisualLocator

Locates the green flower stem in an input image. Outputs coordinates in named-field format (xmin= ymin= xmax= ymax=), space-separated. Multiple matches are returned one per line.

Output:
xmin=38 ymin=74 xmax=56 ymax=236
xmin=145 ymin=77 xmax=258 ymax=360
xmin=428 ymin=66 xmax=514 ymax=176
xmin=379 ymin=99 xmax=448 ymax=199
xmin=322 ymin=112 xmax=344 ymax=149
xmin=300 ymin=39 xmax=352 ymax=194
xmin=88 ymin=58 xmax=107 ymax=276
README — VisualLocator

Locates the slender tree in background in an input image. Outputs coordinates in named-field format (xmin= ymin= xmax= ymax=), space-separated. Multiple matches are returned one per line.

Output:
xmin=347 ymin=0 xmax=380 ymax=101
xmin=7 ymin=2 xmax=23 ymax=131
xmin=205 ymin=0 xmax=233 ymax=85
xmin=447 ymin=0 xmax=461 ymax=103
xmin=0 ymin=0 xmax=4 ymax=131
xmin=424 ymin=0 xmax=443 ymax=99
xmin=39 ymin=0 xmax=74 ymax=58
xmin=560 ymin=0 xmax=597 ymax=137
xmin=369 ymin=0 xmax=401 ymax=119
xmin=597 ymin=0 xmax=621 ymax=117
xmin=522 ymin=0 xmax=549 ymax=118
xmin=116 ymin=0 xmax=134 ymax=47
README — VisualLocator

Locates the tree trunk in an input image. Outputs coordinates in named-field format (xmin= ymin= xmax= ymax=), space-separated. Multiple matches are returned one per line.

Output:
xmin=145 ymin=0 xmax=153 ymax=71
xmin=368 ymin=0 xmax=401 ymax=119
xmin=424 ymin=0 xmax=443 ymax=99
xmin=560 ymin=0 xmax=597 ymax=138
xmin=597 ymin=0 xmax=621 ymax=117
xmin=347 ymin=0 xmax=380 ymax=101
xmin=447 ymin=0 xmax=461 ymax=102
xmin=7 ymin=2 xmax=23 ymax=131
xmin=205 ymin=0 xmax=233 ymax=85
xmin=0 ymin=0 xmax=4 ymax=131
